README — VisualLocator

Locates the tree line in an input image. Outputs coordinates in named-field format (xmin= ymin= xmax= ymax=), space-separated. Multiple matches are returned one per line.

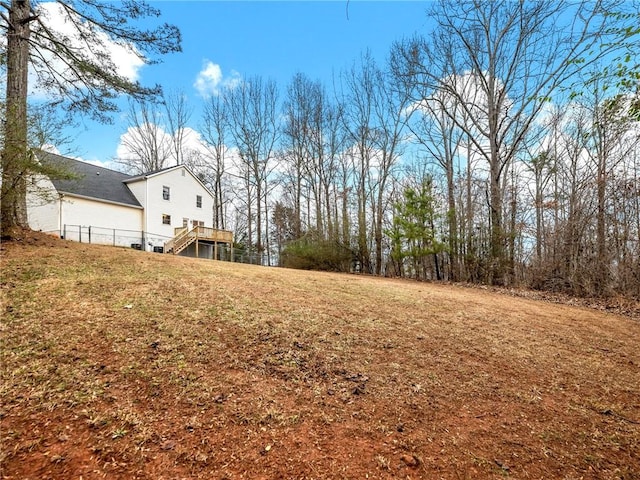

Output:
xmin=2 ymin=0 xmax=638 ymax=299
xmin=118 ymin=0 xmax=639 ymax=298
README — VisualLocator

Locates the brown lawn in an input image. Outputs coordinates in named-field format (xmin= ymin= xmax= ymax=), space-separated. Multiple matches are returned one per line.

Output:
xmin=1 ymin=234 xmax=639 ymax=479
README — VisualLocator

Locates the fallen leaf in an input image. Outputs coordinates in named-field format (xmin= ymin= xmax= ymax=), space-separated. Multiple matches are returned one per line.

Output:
xmin=400 ymin=454 xmax=419 ymax=468
xmin=160 ymin=440 xmax=176 ymax=451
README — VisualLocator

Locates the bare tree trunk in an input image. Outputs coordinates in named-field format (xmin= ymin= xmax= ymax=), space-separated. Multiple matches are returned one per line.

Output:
xmin=341 ymin=185 xmax=350 ymax=249
xmin=264 ymin=185 xmax=271 ymax=265
xmin=595 ymin=135 xmax=608 ymax=295
xmin=341 ymin=59 xmax=374 ymax=272
xmin=357 ymin=156 xmax=371 ymax=273
xmin=255 ymin=164 xmax=263 ymax=255
xmin=445 ymin=160 xmax=458 ymax=281
xmin=507 ymin=169 xmax=518 ymax=283
xmin=1 ymin=0 xmax=32 ymax=236
xmin=164 ymin=90 xmax=192 ymax=166
xmin=489 ymin=160 xmax=505 ymax=284
xmin=246 ymin=169 xmax=253 ymax=259
xmin=201 ymin=93 xmax=229 ymax=230
xmin=465 ymin=138 xmax=474 ymax=281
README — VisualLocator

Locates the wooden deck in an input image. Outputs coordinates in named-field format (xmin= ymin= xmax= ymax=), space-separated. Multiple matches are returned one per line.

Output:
xmin=164 ymin=226 xmax=233 ymax=257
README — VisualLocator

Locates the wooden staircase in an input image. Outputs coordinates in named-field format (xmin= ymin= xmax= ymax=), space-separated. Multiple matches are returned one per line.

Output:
xmin=164 ymin=227 xmax=195 ymax=255
xmin=164 ymin=226 xmax=234 ymax=256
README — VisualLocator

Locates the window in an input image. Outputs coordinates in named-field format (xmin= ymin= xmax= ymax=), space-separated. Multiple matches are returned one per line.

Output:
xmin=182 ymin=218 xmax=189 ymax=228
xmin=162 ymin=214 xmax=171 ymax=225
xmin=192 ymin=220 xmax=204 ymax=228
xmin=162 ymin=185 xmax=170 ymax=200
xmin=196 ymin=195 xmax=202 ymax=208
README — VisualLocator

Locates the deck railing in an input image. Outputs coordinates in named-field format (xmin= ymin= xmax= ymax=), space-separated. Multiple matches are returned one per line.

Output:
xmin=164 ymin=226 xmax=233 ymax=255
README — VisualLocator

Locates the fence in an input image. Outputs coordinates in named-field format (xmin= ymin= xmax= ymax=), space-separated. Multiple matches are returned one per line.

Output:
xmin=55 ymin=224 xmax=271 ymax=266
xmin=61 ymin=224 xmax=171 ymax=252
xmin=232 ymin=248 xmax=268 ymax=266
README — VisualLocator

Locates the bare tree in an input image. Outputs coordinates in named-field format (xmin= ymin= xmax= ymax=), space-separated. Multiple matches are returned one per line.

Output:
xmin=163 ymin=89 xmax=192 ymax=166
xmin=200 ymin=92 xmax=229 ymax=230
xmin=522 ymin=77 xmax=639 ymax=298
xmin=116 ymin=98 xmax=172 ymax=174
xmin=225 ymin=76 xmax=279 ymax=259
xmin=583 ymin=79 xmax=639 ymax=295
xmin=27 ymin=103 xmax=74 ymax=152
xmin=340 ymin=52 xmax=378 ymax=274
xmin=394 ymin=0 xmax=625 ymax=285
xmin=369 ymin=57 xmax=413 ymax=276
xmin=282 ymin=73 xmax=319 ymax=237
xmin=318 ymin=99 xmax=346 ymax=243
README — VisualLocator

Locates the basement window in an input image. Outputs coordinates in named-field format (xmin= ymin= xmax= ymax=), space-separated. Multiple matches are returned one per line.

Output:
xmin=162 ymin=214 xmax=171 ymax=225
xmin=196 ymin=195 xmax=202 ymax=208
xmin=162 ymin=185 xmax=170 ymax=200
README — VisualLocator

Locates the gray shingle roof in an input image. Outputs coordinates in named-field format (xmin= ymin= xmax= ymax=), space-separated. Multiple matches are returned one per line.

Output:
xmin=37 ymin=151 xmax=142 ymax=208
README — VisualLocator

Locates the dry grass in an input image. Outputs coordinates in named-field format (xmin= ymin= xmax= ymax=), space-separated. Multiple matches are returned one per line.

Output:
xmin=1 ymin=233 xmax=639 ymax=479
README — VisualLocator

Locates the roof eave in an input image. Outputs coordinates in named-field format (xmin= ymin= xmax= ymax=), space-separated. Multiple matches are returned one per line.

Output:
xmin=123 ymin=165 xmax=215 ymax=198
xmin=59 ymin=191 xmax=143 ymax=209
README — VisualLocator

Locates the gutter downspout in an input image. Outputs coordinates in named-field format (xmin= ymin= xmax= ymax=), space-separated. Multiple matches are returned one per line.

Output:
xmin=144 ymin=178 xmax=149 ymax=251
xmin=59 ymin=193 xmax=64 ymax=238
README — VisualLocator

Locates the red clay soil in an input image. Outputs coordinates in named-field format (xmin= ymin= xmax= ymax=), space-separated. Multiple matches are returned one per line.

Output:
xmin=1 ymin=233 xmax=639 ymax=479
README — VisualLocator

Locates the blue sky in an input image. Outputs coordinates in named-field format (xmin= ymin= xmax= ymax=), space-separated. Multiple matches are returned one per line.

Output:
xmin=68 ymin=1 xmax=433 ymax=163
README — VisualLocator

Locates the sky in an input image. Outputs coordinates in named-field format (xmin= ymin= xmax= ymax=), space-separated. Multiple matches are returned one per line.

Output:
xmin=59 ymin=1 xmax=434 ymax=165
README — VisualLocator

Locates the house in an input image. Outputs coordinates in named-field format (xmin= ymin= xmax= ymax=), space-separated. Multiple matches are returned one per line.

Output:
xmin=27 ymin=151 xmax=233 ymax=259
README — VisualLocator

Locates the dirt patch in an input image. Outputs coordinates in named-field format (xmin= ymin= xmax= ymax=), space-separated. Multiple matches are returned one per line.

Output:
xmin=1 ymin=237 xmax=639 ymax=479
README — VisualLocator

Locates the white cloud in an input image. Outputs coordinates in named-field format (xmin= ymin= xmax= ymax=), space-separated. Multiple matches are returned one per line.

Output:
xmin=194 ymin=62 xmax=223 ymax=95
xmin=83 ymin=157 xmax=120 ymax=170
xmin=115 ymin=123 xmax=173 ymax=165
xmin=36 ymin=144 xmax=116 ymax=169
xmin=40 ymin=144 xmax=60 ymax=154
xmin=193 ymin=60 xmax=241 ymax=97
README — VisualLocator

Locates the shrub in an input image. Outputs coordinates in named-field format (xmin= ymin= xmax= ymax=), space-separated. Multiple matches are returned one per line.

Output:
xmin=282 ymin=236 xmax=351 ymax=272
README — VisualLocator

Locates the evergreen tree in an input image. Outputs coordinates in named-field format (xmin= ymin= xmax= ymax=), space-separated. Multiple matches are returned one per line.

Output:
xmin=388 ymin=178 xmax=446 ymax=280
xmin=1 ymin=0 xmax=181 ymax=237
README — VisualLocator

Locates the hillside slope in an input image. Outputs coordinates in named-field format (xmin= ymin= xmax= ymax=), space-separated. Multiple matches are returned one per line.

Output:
xmin=1 ymin=235 xmax=639 ymax=479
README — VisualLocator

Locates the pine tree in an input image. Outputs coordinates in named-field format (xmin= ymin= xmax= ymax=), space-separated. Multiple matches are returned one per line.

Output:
xmin=1 ymin=0 xmax=181 ymax=237
xmin=388 ymin=178 xmax=446 ymax=280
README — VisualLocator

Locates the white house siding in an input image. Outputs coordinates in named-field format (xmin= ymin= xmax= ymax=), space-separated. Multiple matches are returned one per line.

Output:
xmin=126 ymin=180 xmax=147 ymax=215
xmin=27 ymin=175 xmax=61 ymax=234
xmin=135 ymin=166 xmax=214 ymax=239
xmin=57 ymin=195 xmax=143 ymax=247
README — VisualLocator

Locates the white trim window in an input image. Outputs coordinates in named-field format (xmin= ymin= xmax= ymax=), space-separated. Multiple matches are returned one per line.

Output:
xmin=162 ymin=214 xmax=171 ymax=225
xmin=196 ymin=195 xmax=202 ymax=208
xmin=162 ymin=185 xmax=170 ymax=201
